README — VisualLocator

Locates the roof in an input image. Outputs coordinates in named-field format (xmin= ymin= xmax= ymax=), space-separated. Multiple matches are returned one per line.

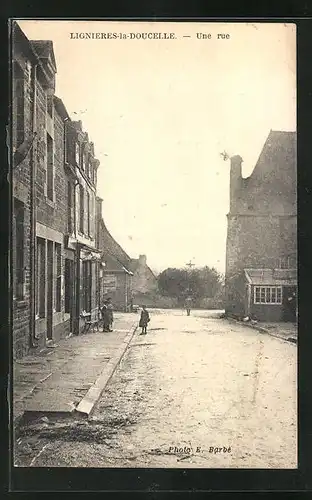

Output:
xmin=244 ymin=268 xmax=297 ymax=286
xmin=30 ymin=40 xmax=57 ymax=72
xmin=103 ymin=252 xmax=133 ymax=274
xmin=99 ymin=218 xmax=132 ymax=269
xmin=129 ymin=258 xmax=156 ymax=278
xmin=53 ymin=96 xmax=70 ymax=120
xmin=246 ymin=130 xmax=296 ymax=186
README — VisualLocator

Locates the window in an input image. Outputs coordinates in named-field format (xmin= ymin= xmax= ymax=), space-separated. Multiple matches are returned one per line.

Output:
xmin=46 ymin=133 xmax=54 ymax=201
xmin=68 ymin=181 xmax=73 ymax=233
xmin=36 ymin=238 xmax=46 ymax=317
xmin=13 ymin=199 xmax=24 ymax=299
xmin=79 ymin=185 xmax=84 ymax=233
xmin=87 ymin=191 xmax=90 ymax=236
xmin=13 ymin=62 xmax=25 ymax=150
xmin=90 ymin=193 xmax=94 ymax=238
xmin=47 ymin=96 xmax=53 ymax=118
xmin=254 ymin=286 xmax=282 ymax=305
xmin=55 ymin=243 xmax=62 ymax=312
xmin=75 ymin=142 xmax=80 ymax=165
xmin=82 ymin=151 xmax=89 ymax=174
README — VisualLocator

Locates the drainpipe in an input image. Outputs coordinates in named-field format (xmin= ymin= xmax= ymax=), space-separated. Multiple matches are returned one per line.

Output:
xmin=29 ymin=63 xmax=38 ymax=348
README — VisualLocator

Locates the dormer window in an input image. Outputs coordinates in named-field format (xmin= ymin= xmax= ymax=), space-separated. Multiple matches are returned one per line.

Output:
xmin=75 ymin=142 xmax=80 ymax=165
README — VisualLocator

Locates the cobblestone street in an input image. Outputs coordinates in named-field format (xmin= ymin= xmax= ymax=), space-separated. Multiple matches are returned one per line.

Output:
xmin=15 ymin=310 xmax=297 ymax=468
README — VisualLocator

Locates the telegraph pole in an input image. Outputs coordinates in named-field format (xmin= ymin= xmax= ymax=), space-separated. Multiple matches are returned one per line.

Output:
xmin=185 ymin=259 xmax=195 ymax=296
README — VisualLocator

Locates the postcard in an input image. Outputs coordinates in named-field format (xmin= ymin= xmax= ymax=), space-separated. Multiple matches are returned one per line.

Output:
xmin=11 ymin=20 xmax=297 ymax=474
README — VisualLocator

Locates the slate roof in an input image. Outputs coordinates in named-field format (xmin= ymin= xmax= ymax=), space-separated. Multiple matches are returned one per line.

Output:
xmin=103 ymin=251 xmax=133 ymax=274
xmin=244 ymin=268 xmax=297 ymax=286
xmin=245 ymin=130 xmax=296 ymax=186
xmin=99 ymin=218 xmax=132 ymax=271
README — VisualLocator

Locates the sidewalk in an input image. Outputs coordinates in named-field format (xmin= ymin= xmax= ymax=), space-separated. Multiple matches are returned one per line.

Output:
xmin=228 ymin=318 xmax=297 ymax=344
xmin=253 ymin=321 xmax=298 ymax=343
xmin=13 ymin=313 xmax=138 ymax=427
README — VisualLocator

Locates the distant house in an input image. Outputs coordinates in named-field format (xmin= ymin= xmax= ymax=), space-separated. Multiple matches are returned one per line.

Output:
xmin=225 ymin=130 xmax=297 ymax=322
xmin=96 ymin=197 xmax=133 ymax=311
xmin=130 ymin=255 xmax=158 ymax=297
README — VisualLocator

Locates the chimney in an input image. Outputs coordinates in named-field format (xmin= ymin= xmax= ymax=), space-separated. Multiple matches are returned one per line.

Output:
xmin=139 ymin=254 xmax=147 ymax=266
xmin=229 ymin=155 xmax=243 ymax=213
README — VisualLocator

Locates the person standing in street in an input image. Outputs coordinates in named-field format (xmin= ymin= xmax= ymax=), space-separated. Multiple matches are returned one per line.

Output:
xmin=185 ymin=296 xmax=192 ymax=316
xmin=139 ymin=305 xmax=150 ymax=335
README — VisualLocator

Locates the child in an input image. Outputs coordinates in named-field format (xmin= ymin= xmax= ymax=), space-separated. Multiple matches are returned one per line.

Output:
xmin=139 ymin=305 xmax=150 ymax=335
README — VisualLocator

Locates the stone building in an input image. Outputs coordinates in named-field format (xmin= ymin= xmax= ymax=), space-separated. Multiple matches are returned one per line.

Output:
xmin=129 ymin=254 xmax=158 ymax=302
xmin=12 ymin=24 xmax=73 ymax=355
xmin=96 ymin=198 xmax=133 ymax=312
xmin=11 ymin=23 xmax=103 ymax=357
xmin=12 ymin=23 xmax=34 ymax=358
xmin=225 ymin=130 xmax=297 ymax=322
xmin=63 ymin=119 xmax=102 ymax=334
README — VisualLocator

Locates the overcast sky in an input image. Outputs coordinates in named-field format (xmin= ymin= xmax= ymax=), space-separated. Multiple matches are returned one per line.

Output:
xmin=17 ymin=21 xmax=296 ymax=274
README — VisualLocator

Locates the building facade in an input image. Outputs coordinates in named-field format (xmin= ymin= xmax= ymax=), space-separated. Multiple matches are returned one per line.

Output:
xmin=12 ymin=24 xmax=103 ymax=358
xmin=131 ymin=255 xmax=158 ymax=302
xmin=225 ymin=130 xmax=297 ymax=322
xmin=64 ymin=119 xmax=102 ymax=333
xmin=12 ymin=24 xmax=35 ymax=358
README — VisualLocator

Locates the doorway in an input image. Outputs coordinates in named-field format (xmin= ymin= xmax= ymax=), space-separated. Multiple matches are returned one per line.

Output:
xmin=65 ymin=258 xmax=74 ymax=333
xmin=282 ymin=286 xmax=297 ymax=322
xmin=47 ymin=240 xmax=54 ymax=339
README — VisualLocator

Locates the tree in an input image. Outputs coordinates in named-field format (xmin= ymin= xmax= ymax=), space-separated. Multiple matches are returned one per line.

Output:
xmin=158 ymin=266 xmax=224 ymax=305
xmin=157 ymin=268 xmax=190 ymax=302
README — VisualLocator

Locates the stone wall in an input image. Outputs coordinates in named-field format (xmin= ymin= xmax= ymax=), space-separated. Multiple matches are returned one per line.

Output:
xmin=225 ymin=132 xmax=297 ymax=317
xmin=12 ymin=53 xmax=33 ymax=358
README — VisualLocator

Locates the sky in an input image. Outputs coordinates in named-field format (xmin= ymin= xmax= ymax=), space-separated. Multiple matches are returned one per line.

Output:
xmin=17 ymin=21 xmax=296 ymax=275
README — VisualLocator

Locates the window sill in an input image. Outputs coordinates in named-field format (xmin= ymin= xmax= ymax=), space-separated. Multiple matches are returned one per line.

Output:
xmin=254 ymin=303 xmax=282 ymax=306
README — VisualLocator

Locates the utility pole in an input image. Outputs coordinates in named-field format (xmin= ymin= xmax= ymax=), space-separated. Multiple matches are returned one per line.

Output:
xmin=185 ymin=260 xmax=195 ymax=296
xmin=186 ymin=260 xmax=195 ymax=270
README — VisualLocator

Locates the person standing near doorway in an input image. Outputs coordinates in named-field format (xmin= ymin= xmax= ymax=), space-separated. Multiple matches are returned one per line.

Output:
xmin=106 ymin=297 xmax=114 ymax=331
xmin=100 ymin=300 xmax=110 ymax=332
